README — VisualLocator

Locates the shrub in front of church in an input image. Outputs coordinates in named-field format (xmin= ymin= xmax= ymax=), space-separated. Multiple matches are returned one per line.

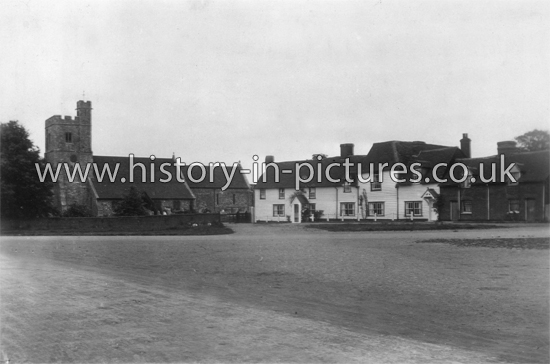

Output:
xmin=62 ymin=203 xmax=93 ymax=217
xmin=114 ymin=187 xmax=148 ymax=216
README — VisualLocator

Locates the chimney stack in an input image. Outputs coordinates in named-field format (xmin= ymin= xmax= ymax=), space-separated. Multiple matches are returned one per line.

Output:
xmin=497 ymin=141 xmax=518 ymax=156
xmin=340 ymin=143 xmax=354 ymax=158
xmin=265 ymin=155 xmax=274 ymax=164
xmin=460 ymin=133 xmax=471 ymax=158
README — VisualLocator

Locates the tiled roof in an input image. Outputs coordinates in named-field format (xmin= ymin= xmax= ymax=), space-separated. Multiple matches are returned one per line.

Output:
xmin=181 ymin=164 xmax=250 ymax=189
xmin=356 ymin=141 xmax=453 ymax=167
xmin=91 ymin=156 xmax=195 ymax=200
xmin=510 ymin=150 xmax=550 ymax=182
xmin=295 ymin=194 xmax=309 ymax=205
xmin=440 ymin=149 xmax=550 ymax=186
xmin=398 ymin=147 xmax=466 ymax=184
xmin=257 ymin=141 xmax=463 ymax=190
xmin=414 ymin=147 xmax=465 ymax=168
xmin=422 ymin=188 xmax=440 ymax=199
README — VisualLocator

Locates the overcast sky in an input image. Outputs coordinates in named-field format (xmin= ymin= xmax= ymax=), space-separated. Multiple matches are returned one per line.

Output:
xmin=2 ymin=0 xmax=548 ymax=172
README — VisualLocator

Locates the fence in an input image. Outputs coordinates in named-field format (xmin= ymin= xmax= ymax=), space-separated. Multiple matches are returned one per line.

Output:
xmin=1 ymin=213 xmax=222 ymax=233
xmin=220 ymin=212 xmax=252 ymax=223
xmin=254 ymin=212 xmax=431 ymax=223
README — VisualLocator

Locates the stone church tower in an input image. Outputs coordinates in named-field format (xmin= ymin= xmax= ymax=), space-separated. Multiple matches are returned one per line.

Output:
xmin=45 ymin=100 xmax=93 ymax=212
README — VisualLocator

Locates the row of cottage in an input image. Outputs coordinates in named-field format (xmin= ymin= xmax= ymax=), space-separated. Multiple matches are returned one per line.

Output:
xmin=254 ymin=135 xmax=549 ymax=223
xmin=46 ymin=101 xmax=549 ymax=222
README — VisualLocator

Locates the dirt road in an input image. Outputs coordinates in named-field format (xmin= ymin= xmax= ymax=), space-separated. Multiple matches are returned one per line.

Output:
xmin=1 ymin=224 xmax=548 ymax=363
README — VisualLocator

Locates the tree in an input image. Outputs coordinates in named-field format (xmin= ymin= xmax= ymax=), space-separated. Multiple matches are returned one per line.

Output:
xmin=114 ymin=186 xmax=148 ymax=216
xmin=1 ymin=121 xmax=56 ymax=218
xmin=515 ymin=129 xmax=550 ymax=152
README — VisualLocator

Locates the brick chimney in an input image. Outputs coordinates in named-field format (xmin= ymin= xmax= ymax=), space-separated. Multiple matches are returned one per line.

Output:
xmin=497 ymin=141 xmax=518 ymax=156
xmin=340 ymin=143 xmax=354 ymax=158
xmin=460 ymin=133 xmax=471 ymax=158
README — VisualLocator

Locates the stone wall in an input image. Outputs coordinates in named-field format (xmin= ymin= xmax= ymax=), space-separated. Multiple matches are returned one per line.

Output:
xmin=193 ymin=188 xmax=252 ymax=213
xmin=44 ymin=110 xmax=93 ymax=213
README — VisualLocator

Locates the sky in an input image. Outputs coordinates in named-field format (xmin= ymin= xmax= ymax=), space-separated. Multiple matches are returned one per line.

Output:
xmin=2 ymin=0 xmax=549 ymax=173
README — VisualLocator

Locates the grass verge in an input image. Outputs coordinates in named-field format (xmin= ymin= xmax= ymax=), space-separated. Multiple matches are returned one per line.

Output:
xmin=416 ymin=237 xmax=549 ymax=249
xmin=306 ymin=223 xmax=507 ymax=232
xmin=0 ymin=225 xmax=234 ymax=236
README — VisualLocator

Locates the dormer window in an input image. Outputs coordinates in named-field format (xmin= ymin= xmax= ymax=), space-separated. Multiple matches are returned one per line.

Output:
xmin=462 ymin=168 xmax=472 ymax=189
xmin=65 ymin=132 xmax=72 ymax=143
xmin=507 ymin=165 xmax=521 ymax=186
xmin=371 ymin=172 xmax=381 ymax=191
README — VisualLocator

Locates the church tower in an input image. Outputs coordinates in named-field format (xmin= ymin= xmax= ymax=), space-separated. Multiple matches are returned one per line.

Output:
xmin=45 ymin=100 xmax=93 ymax=212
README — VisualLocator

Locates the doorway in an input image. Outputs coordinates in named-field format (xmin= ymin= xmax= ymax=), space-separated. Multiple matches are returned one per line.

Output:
xmin=525 ymin=199 xmax=536 ymax=222
xmin=450 ymin=201 xmax=459 ymax=221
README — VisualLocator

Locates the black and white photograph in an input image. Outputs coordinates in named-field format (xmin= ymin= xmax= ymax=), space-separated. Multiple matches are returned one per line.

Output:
xmin=1 ymin=0 xmax=549 ymax=362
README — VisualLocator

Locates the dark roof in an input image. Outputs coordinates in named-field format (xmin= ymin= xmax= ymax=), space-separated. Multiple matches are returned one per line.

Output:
xmin=422 ymin=188 xmax=439 ymax=199
xmin=355 ymin=141 xmax=453 ymax=167
xmin=440 ymin=150 xmax=550 ymax=186
xmin=181 ymin=164 xmax=250 ymax=189
xmin=91 ymin=156 xmax=195 ymax=200
xmin=510 ymin=150 xmax=550 ymax=182
xmin=256 ymin=141 xmax=463 ymax=189
xmin=255 ymin=156 xmax=357 ymax=189
xmin=398 ymin=147 xmax=466 ymax=185
xmin=294 ymin=194 xmax=309 ymax=205
xmin=414 ymin=147 xmax=465 ymax=168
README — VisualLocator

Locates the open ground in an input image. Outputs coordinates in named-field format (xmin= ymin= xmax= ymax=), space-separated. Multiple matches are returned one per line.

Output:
xmin=1 ymin=224 xmax=548 ymax=363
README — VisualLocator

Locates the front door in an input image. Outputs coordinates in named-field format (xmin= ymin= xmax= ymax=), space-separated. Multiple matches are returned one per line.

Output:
xmin=294 ymin=204 xmax=300 ymax=223
xmin=525 ymin=199 xmax=536 ymax=222
xmin=450 ymin=201 xmax=459 ymax=221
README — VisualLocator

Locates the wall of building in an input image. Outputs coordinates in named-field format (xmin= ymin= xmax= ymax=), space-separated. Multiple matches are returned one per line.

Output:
xmin=316 ymin=186 xmax=358 ymax=220
xmin=193 ymin=188 xmax=252 ymax=213
xmin=44 ymin=105 xmax=92 ymax=213
xmin=397 ymin=184 xmax=439 ymax=221
xmin=358 ymin=171 xmax=398 ymax=220
xmin=254 ymin=186 xmax=359 ymax=222
xmin=439 ymin=182 xmax=548 ymax=221
xmin=254 ymin=187 xmax=291 ymax=222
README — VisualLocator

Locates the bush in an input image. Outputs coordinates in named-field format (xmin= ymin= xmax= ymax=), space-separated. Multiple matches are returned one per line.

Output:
xmin=62 ymin=203 xmax=93 ymax=217
xmin=114 ymin=187 xmax=148 ymax=216
xmin=313 ymin=210 xmax=324 ymax=220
